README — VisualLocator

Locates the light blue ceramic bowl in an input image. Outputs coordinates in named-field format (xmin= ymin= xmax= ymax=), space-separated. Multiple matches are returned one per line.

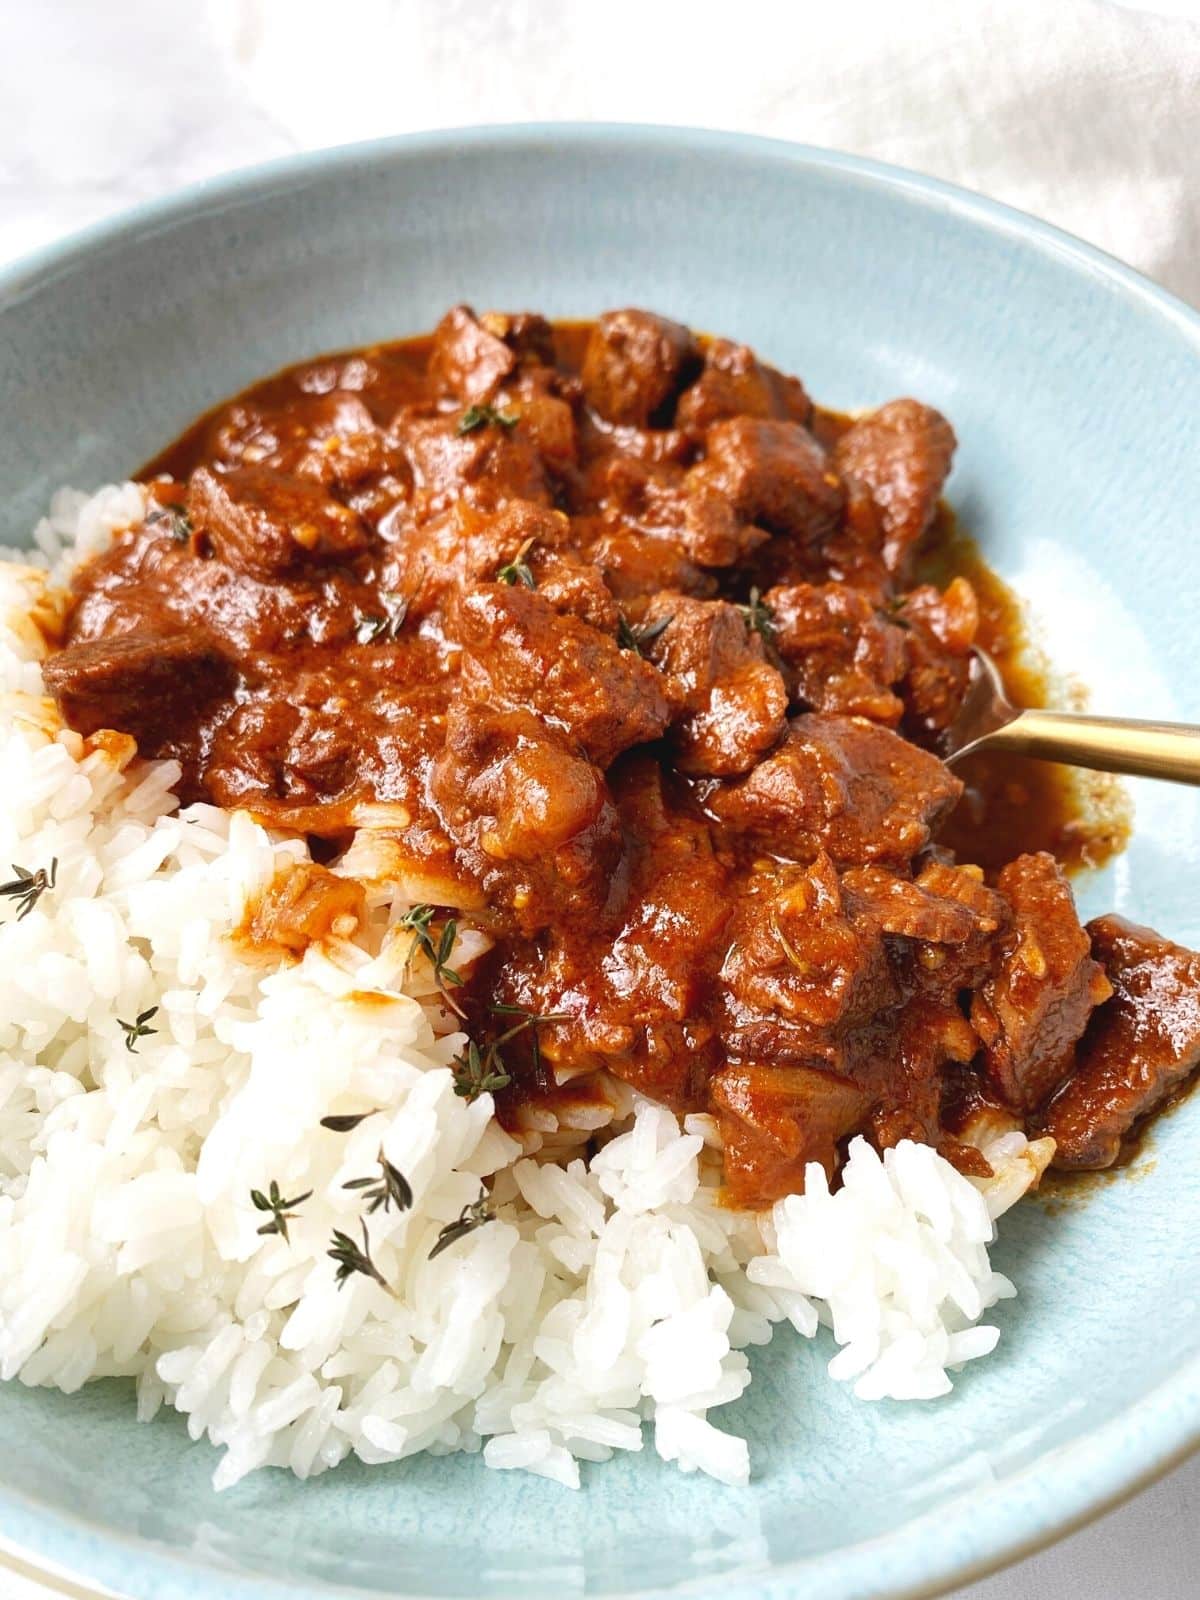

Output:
xmin=1 ymin=124 xmax=1199 ymax=1600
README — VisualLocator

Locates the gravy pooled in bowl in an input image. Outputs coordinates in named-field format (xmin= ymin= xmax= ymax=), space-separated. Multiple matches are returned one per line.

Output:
xmin=42 ymin=308 xmax=1200 ymax=1205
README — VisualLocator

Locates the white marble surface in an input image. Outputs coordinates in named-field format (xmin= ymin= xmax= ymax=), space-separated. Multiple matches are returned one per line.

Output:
xmin=2 ymin=1 xmax=1200 ymax=1596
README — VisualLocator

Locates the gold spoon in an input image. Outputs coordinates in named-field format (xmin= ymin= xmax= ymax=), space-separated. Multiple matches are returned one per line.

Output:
xmin=943 ymin=648 xmax=1200 ymax=785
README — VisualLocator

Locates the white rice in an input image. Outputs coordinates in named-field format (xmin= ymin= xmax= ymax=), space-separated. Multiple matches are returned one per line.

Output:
xmin=0 ymin=486 xmax=1055 ymax=1490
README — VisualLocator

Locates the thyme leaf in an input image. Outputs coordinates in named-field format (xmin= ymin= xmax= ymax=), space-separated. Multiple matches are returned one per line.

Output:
xmin=328 ymin=1219 xmax=391 ymax=1293
xmin=489 ymin=1003 xmax=569 ymax=1076
xmin=343 ymin=1146 xmax=414 ymax=1214
xmin=320 ymin=1111 xmax=374 ymax=1133
xmin=0 ymin=858 xmax=57 ymax=921
xmin=398 ymin=904 xmax=466 ymax=1018
xmin=457 ymin=403 xmax=518 ymax=436
xmin=356 ymin=591 xmax=409 ymax=644
xmin=452 ymin=1006 xmax=568 ymax=1101
xmin=496 ymin=536 xmax=537 ymax=589
xmin=451 ymin=1039 xmax=511 ymax=1102
xmin=117 ymin=1005 xmax=159 ymax=1054
xmin=738 ymin=587 xmax=776 ymax=643
xmin=250 ymin=1179 xmax=313 ymax=1243
xmin=147 ymin=506 xmax=192 ymax=543
xmin=428 ymin=1192 xmax=494 ymax=1260
xmin=616 ymin=612 xmax=672 ymax=658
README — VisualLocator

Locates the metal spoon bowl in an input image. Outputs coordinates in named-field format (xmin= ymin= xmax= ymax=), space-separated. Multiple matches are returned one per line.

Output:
xmin=943 ymin=647 xmax=1200 ymax=784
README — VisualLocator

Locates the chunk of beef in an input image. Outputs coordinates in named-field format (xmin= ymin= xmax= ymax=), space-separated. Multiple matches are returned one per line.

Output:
xmin=706 ymin=713 xmax=962 ymax=867
xmin=577 ymin=417 xmax=695 ymax=472
xmin=690 ymin=418 xmax=844 ymax=544
xmin=481 ymin=759 xmax=733 ymax=1103
xmin=902 ymin=577 xmax=978 ymax=655
xmin=43 ymin=629 xmax=233 ymax=747
xmin=394 ymin=409 xmax=550 ymax=517
xmin=842 ymin=864 xmax=982 ymax=944
xmin=1039 ymin=916 xmax=1200 ymax=1168
xmin=712 ymin=1062 xmax=871 ymax=1207
xmin=970 ymin=852 xmax=1112 ymax=1113
xmin=577 ymin=454 xmax=765 ymax=570
xmin=395 ymin=499 xmax=572 ymax=621
xmin=430 ymin=699 xmax=622 ymax=931
xmin=287 ymin=398 xmax=389 ymax=489
xmin=834 ymin=400 xmax=956 ymax=578
xmin=204 ymin=657 xmax=450 ymax=830
xmin=398 ymin=497 xmax=613 ymax=629
xmin=912 ymin=859 xmax=1010 ymax=989
xmin=187 ymin=466 xmax=369 ymax=579
xmin=477 ymin=310 xmax=556 ymax=368
xmin=204 ymin=391 xmax=388 ymax=487
xmin=428 ymin=305 xmax=518 ymax=402
xmin=205 ymin=698 xmax=296 ymax=809
xmin=639 ymin=594 xmax=787 ymax=775
xmin=526 ymin=549 xmax=620 ymax=631
xmin=766 ymin=478 xmax=896 ymax=600
xmin=675 ymin=487 xmax=768 ymax=567
xmin=842 ymin=860 xmax=1009 ymax=999
xmin=207 ymin=697 xmax=356 ymax=812
xmin=714 ymin=861 xmax=978 ymax=1201
xmin=897 ymin=578 xmax=979 ymax=741
xmin=511 ymin=388 xmax=579 ymax=477
xmin=596 ymin=760 xmax=736 ymax=1102
xmin=720 ymin=854 xmax=897 ymax=1067
xmin=863 ymin=997 xmax=980 ymax=1151
xmin=835 ymin=472 xmax=889 ymax=579
xmin=449 ymin=582 xmax=671 ymax=767
xmin=676 ymin=338 xmax=811 ymax=432
xmin=64 ymin=516 xmax=372 ymax=660
xmin=628 ymin=479 xmax=767 ymax=570
xmin=766 ymin=581 xmax=907 ymax=723
xmin=578 ymin=523 xmax=717 ymax=601
xmin=580 ymin=309 xmax=698 ymax=426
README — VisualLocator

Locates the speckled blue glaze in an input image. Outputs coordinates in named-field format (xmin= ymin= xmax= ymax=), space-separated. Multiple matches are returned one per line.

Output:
xmin=1 ymin=125 xmax=1199 ymax=1600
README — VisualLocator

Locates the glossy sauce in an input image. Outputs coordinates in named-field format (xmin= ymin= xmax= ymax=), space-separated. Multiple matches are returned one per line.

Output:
xmin=918 ymin=524 xmax=1128 ymax=875
xmin=43 ymin=307 xmax=1187 ymax=1208
xmin=143 ymin=328 xmax=1122 ymax=881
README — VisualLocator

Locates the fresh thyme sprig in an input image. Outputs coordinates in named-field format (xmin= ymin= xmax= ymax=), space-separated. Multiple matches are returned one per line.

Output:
xmin=250 ymin=1179 xmax=313 ymax=1243
xmin=320 ymin=1111 xmax=375 ymax=1133
xmin=428 ymin=1192 xmax=495 ymax=1260
xmin=117 ymin=1006 xmax=159 ymax=1053
xmin=496 ymin=536 xmax=537 ymax=589
xmin=489 ymin=1003 xmax=569 ymax=1077
xmin=451 ymin=1039 xmax=512 ymax=1101
xmin=457 ymin=403 xmax=518 ymax=436
xmin=452 ymin=1006 xmax=568 ymax=1102
xmin=328 ymin=1219 xmax=392 ymax=1292
xmin=738 ymin=587 xmax=776 ymax=643
xmin=398 ymin=904 xmax=466 ymax=1018
xmin=0 ymin=858 xmax=57 ymax=922
xmin=356 ymin=591 xmax=409 ymax=644
xmin=343 ymin=1147 xmax=414 ymax=1215
xmin=616 ymin=612 xmax=672 ymax=658
xmin=147 ymin=506 xmax=192 ymax=543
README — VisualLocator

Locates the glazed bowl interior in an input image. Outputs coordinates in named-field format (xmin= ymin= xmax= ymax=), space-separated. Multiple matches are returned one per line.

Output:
xmin=1 ymin=126 xmax=1199 ymax=1600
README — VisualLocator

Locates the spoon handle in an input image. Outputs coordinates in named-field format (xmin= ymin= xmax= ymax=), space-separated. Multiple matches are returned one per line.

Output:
xmin=980 ymin=709 xmax=1200 ymax=785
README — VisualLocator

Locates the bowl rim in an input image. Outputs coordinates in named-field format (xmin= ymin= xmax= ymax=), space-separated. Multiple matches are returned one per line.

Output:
xmin=1 ymin=119 xmax=1199 ymax=1600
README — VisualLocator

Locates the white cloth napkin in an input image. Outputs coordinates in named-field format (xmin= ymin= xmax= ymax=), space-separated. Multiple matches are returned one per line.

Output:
xmin=210 ymin=0 xmax=1200 ymax=303
xmin=3 ymin=0 xmax=1198 ymax=305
